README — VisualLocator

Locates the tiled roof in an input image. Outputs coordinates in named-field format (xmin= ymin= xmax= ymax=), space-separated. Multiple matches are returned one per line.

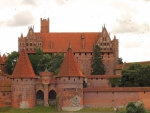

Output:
xmin=0 ymin=56 xmax=4 ymax=64
xmin=86 ymin=75 xmax=121 ymax=79
xmin=11 ymin=50 xmax=37 ymax=78
xmin=2 ymin=54 xmax=6 ymax=62
xmin=115 ymin=61 xmax=150 ymax=70
xmin=115 ymin=64 xmax=123 ymax=69
xmin=57 ymin=45 xmax=84 ymax=77
xmin=41 ymin=32 xmax=100 ymax=53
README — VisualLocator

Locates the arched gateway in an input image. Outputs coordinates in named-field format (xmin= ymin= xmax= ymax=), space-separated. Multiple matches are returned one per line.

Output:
xmin=36 ymin=90 xmax=44 ymax=105
xmin=48 ymin=90 xmax=56 ymax=105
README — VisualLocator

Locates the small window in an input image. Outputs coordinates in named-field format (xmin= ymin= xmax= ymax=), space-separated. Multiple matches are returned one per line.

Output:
xmin=85 ymin=53 xmax=87 ymax=55
xmin=79 ymin=53 xmax=81 ymax=55
xmin=2 ymin=93 xmax=5 ymax=96
xmin=26 ymin=43 xmax=28 ymax=46
xmin=30 ymin=43 xmax=32 ymax=46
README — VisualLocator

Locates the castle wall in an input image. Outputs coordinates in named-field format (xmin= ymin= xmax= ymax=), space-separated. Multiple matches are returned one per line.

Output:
xmin=87 ymin=78 xmax=110 ymax=87
xmin=83 ymin=91 xmax=139 ymax=108
xmin=83 ymin=91 xmax=150 ymax=109
xmin=0 ymin=92 xmax=11 ymax=107
xmin=11 ymin=79 xmax=36 ymax=108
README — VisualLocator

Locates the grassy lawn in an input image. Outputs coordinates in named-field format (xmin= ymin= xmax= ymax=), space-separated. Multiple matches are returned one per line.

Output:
xmin=0 ymin=106 xmax=150 ymax=113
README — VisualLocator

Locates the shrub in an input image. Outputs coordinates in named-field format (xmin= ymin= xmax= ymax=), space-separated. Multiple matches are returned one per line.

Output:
xmin=126 ymin=102 xmax=146 ymax=113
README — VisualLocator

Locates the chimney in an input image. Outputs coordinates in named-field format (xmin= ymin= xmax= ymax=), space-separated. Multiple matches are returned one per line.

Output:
xmin=81 ymin=34 xmax=85 ymax=49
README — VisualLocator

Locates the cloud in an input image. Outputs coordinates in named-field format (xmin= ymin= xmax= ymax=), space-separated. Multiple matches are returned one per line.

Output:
xmin=55 ymin=0 xmax=66 ymax=5
xmin=123 ymin=40 xmax=142 ymax=49
xmin=21 ymin=0 xmax=37 ymax=6
xmin=111 ymin=13 xmax=150 ymax=34
xmin=5 ymin=10 xmax=35 ymax=27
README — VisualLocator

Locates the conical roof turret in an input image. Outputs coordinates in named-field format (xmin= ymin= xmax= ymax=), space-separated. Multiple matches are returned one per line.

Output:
xmin=57 ymin=44 xmax=84 ymax=77
xmin=11 ymin=50 xmax=37 ymax=78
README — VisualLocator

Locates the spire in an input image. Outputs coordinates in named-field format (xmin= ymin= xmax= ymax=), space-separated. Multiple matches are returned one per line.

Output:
xmin=21 ymin=33 xmax=23 ymax=38
xmin=57 ymin=44 xmax=84 ymax=77
xmin=11 ymin=50 xmax=37 ymax=78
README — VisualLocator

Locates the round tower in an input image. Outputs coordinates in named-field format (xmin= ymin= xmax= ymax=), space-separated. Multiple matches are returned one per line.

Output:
xmin=56 ymin=44 xmax=84 ymax=111
xmin=10 ymin=50 xmax=37 ymax=108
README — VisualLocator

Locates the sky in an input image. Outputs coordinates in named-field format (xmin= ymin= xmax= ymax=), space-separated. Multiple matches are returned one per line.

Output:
xmin=0 ymin=0 xmax=150 ymax=62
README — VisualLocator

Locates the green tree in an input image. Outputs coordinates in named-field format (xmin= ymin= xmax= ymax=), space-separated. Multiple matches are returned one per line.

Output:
xmin=48 ymin=53 xmax=64 ymax=75
xmin=37 ymin=54 xmax=52 ymax=73
xmin=118 ymin=57 xmax=123 ymax=64
xmin=4 ymin=51 xmax=19 ymax=74
xmin=28 ymin=48 xmax=43 ymax=75
xmin=119 ymin=64 xmax=142 ymax=87
xmin=118 ymin=63 xmax=150 ymax=87
xmin=91 ymin=45 xmax=105 ymax=75
xmin=37 ymin=53 xmax=64 ymax=75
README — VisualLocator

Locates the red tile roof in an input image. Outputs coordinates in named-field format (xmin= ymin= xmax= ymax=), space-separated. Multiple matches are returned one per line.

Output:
xmin=115 ymin=61 xmax=150 ymax=70
xmin=86 ymin=75 xmax=121 ymax=79
xmin=57 ymin=44 xmax=84 ymax=77
xmin=0 ymin=56 xmax=4 ymax=64
xmin=2 ymin=54 xmax=6 ymax=62
xmin=11 ymin=50 xmax=37 ymax=78
xmin=41 ymin=32 xmax=100 ymax=53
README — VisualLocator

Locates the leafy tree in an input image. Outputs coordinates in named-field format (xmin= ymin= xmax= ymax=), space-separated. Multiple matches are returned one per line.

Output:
xmin=118 ymin=57 xmax=123 ymax=64
xmin=119 ymin=63 xmax=150 ymax=87
xmin=119 ymin=64 xmax=142 ymax=87
xmin=28 ymin=48 xmax=43 ymax=75
xmin=4 ymin=51 xmax=19 ymax=74
xmin=37 ymin=53 xmax=64 ymax=75
xmin=48 ymin=53 xmax=64 ymax=75
xmin=37 ymin=54 xmax=52 ymax=73
xmin=91 ymin=45 xmax=105 ymax=75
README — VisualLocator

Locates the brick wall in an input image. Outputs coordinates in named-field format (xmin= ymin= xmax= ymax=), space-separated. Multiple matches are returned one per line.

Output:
xmin=84 ymin=91 xmax=139 ymax=108
xmin=11 ymin=79 xmax=36 ymax=108
xmin=0 ymin=92 xmax=11 ymax=107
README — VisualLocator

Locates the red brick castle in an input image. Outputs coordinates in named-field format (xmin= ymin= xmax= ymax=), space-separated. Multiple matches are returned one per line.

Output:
xmin=18 ymin=18 xmax=119 ymax=75
xmin=0 ymin=18 xmax=150 ymax=111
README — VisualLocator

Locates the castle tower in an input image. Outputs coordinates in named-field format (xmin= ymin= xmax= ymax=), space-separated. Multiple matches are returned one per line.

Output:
xmin=40 ymin=18 xmax=49 ymax=33
xmin=39 ymin=69 xmax=53 ymax=106
xmin=10 ymin=50 xmax=37 ymax=108
xmin=56 ymin=44 xmax=84 ymax=111
xmin=112 ymin=35 xmax=119 ymax=69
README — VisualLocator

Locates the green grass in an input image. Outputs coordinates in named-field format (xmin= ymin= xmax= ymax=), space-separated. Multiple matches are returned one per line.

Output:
xmin=0 ymin=106 xmax=59 ymax=113
xmin=0 ymin=106 xmax=150 ymax=113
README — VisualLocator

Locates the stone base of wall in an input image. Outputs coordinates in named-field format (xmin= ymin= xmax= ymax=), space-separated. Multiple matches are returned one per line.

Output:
xmin=62 ymin=106 xmax=83 ymax=111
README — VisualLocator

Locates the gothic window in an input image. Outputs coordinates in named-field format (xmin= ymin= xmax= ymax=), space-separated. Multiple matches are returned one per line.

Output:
xmin=30 ymin=43 xmax=32 ymax=46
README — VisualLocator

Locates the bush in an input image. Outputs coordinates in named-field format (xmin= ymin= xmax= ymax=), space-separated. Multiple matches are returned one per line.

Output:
xmin=126 ymin=102 xmax=146 ymax=113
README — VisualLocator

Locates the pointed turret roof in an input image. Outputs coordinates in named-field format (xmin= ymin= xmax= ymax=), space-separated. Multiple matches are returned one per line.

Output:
xmin=2 ymin=54 xmax=6 ymax=63
xmin=57 ymin=44 xmax=84 ymax=77
xmin=11 ymin=50 xmax=37 ymax=78
xmin=0 ymin=56 xmax=4 ymax=64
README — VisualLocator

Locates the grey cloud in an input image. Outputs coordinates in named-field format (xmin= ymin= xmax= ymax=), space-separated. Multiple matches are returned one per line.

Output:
xmin=6 ymin=10 xmax=34 ymax=27
xmin=21 ymin=0 xmax=37 ymax=6
xmin=111 ymin=14 xmax=150 ymax=34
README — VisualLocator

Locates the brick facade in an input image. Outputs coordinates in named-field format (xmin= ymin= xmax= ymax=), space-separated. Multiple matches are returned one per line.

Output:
xmin=18 ymin=18 xmax=118 ymax=75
